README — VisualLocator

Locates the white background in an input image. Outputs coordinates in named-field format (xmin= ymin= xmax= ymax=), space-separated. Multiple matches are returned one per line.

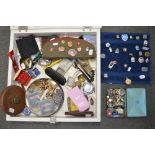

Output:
xmin=0 ymin=0 xmax=155 ymax=155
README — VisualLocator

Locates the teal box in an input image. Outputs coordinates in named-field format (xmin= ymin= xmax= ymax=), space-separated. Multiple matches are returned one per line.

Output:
xmin=127 ymin=88 xmax=147 ymax=117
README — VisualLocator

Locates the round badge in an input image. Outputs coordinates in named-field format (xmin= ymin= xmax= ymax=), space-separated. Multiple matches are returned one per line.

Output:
xmin=119 ymin=89 xmax=126 ymax=96
xmin=121 ymin=34 xmax=128 ymax=41
xmin=58 ymin=46 xmax=65 ymax=52
xmin=125 ymin=77 xmax=132 ymax=85
xmin=105 ymin=42 xmax=111 ymax=47
xmin=123 ymin=48 xmax=127 ymax=52
xmin=107 ymin=109 xmax=113 ymax=117
xmin=67 ymin=41 xmax=73 ymax=47
xmin=124 ymin=64 xmax=128 ymax=68
xmin=68 ymin=49 xmax=77 ymax=57
xmin=116 ymin=34 xmax=120 ymax=39
xmin=138 ymin=57 xmax=144 ymax=63
xmin=23 ymin=107 xmax=31 ymax=116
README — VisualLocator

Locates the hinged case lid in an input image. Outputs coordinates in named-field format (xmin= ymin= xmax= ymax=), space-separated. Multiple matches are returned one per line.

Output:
xmin=10 ymin=26 xmax=101 ymax=31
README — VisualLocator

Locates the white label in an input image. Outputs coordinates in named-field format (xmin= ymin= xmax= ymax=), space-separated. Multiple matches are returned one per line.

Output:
xmin=53 ymin=42 xmax=58 ymax=46
xmin=9 ymin=108 xmax=15 ymax=113
xmin=89 ymin=49 xmax=93 ymax=55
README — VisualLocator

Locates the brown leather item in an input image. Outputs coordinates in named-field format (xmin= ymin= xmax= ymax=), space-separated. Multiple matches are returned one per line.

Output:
xmin=0 ymin=85 xmax=26 ymax=116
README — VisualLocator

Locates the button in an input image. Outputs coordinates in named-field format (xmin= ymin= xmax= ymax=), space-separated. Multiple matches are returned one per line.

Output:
xmin=107 ymin=109 xmax=113 ymax=117
xmin=101 ymin=53 xmax=106 ymax=59
xmin=115 ymin=48 xmax=119 ymax=54
xmin=58 ymin=46 xmax=65 ymax=52
xmin=23 ymin=107 xmax=31 ymax=116
xmin=105 ymin=42 xmax=111 ymax=47
xmin=121 ymin=34 xmax=128 ymax=41
xmin=136 ymin=36 xmax=140 ymax=40
xmin=67 ymin=41 xmax=73 ymax=47
xmin=129 ymin=35 xmax=133 ymax=39
xmin=135 ymin=45 xmax=140 ymax=51
xmin=68 ymin=49 xmax=77 ymax=56
xmin=119 ymin=89 xmax=126 ymax=96
xmin=138 ymin=57 xmax=144 ymax=63
xmin=125 ymin=77 xmax=132 ymax=85
xmin=123 ymin=48 xmax=127 ymax=52
xmin=124 ymin=64 xmax=128 ymax=68
xmin=116 ymin=34 xmax=120 ymax=39
xmin=78 ymin=74 xmax=86 ymax=83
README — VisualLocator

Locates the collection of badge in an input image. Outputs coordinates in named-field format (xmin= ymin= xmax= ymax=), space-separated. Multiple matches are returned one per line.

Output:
xmin=42 ymin=37 xmax=96 ymax=58
xmin=0 ymin=34 xmax=97 ymax=118
xmin=103 ymin=32 xmax=150 ymax=118
xmin=101 ymin=33 xmax=151 ymax=85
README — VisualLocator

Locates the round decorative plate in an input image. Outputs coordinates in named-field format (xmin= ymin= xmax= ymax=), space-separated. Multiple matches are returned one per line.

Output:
xmin=26 ymin=78 xmax=64 ymax=116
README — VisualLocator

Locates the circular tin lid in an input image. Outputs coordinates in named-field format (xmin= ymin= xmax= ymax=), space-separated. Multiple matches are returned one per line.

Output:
xmin=0 ymin=85 xmax=26 ymax=116
xmin=26 ymin=78 xmax=64 ymax=116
